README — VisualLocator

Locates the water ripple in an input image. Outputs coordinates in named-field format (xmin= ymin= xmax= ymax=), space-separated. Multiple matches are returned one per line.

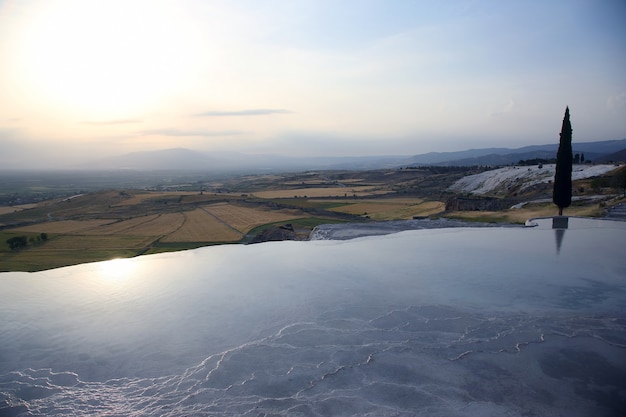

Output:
xmin=1 ymin=306 xmax=624 ymax=416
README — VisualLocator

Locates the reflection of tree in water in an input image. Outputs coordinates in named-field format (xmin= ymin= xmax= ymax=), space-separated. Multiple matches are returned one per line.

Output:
xmin=552 ymin=216 xmax=568 ymax=255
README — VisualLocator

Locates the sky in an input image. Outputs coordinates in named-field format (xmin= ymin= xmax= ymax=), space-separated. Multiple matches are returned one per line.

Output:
xmin=0 ymin=0 xmax=625 ymax=168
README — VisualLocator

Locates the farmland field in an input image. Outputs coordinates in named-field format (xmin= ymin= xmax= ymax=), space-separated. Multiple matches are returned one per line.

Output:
xmin=83 ymin=214 xmax=184 ymax=236
xmin=160 ymin=208 xmax=242 ymax=243
xmin=3 ymin=165 xmax=621 ymax=272
xmin=445 ymin=201 xmax=606 ymax=224
xmin=0 ymin=234 xmax=153 ymax=271
xmin=319 ymin=198 xmax=445 ymax=220
xmin=113 ymin=192 xmax=194 ymax=206
xmin=9 ymin=219 xmax=113 ymax=234
xmin=34 ymin=234 xmax=155 ymax=251
xmin=0 ymin=190 xmax=322 ymax=271
xmin=109 ymin=213 xmax=186 ymax=236
xmin=203 ymin=203 xmax=302 ymax=233
xmin=0 ymin=179 xmax=457 ymax=271
xmin=253 ymin=186 xmax=387 ymax=199
xmin=0 ymin=204 xmax=37 ymax=216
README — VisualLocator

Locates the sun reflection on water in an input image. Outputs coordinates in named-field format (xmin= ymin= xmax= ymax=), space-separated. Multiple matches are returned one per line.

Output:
xmin=96 ymin=258 xmax=137 ymax=284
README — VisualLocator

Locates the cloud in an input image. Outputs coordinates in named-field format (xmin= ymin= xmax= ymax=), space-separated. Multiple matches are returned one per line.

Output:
xmin=607 ymin=93 xmax=626 ymax=112
xmin=193 ymin=109 xmax=292 ymax=117
xmin=79 ymin=119 xmax=142 ymax=126
xmin=489 ymin=98 xmax=517 ymax=118
xmin=137 ymin=128 xmax=244 ymax=137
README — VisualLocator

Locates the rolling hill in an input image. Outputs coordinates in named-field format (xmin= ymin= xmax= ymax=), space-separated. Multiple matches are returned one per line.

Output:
xmin=82 ymin=139 xmax=626 ymax=172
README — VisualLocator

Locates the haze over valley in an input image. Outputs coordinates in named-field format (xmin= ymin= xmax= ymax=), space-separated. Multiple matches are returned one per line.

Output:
xmin=1 ymin=1 xmax=625 ymax=169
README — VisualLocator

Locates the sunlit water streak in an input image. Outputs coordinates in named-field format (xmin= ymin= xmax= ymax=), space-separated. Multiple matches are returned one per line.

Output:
xmin=1 ymin=218 xmax=625 ymax=416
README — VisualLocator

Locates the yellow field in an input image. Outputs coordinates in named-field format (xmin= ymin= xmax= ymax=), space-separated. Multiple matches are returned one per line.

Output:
xmin=113 ymin=192 xmax=224 ymax=206
xmin=324 ymin=198 xmax=445 ymax=220
xmin=85 ymin=214 xmax=186 ymax=235
xmin=446 ymin=202 xmax=607 ymax=224
xmin=81 ymin=216 xmax=159 ymax=235
xmin=203 ymin=203 xmax=302 ymax=233
xmin=283 ymin=180 xmax=329 ymax=186
xmin=123 ymin=213 xmax=186 ymax=235
xmin=253 ymin=186 xmax=387 ymax=199
xmin=336 ymin=179 xmax=368 ymax=184
xmin=8 ymin=214 xmax=187 ymax=236
xmin=0 ymin=235 xmax=152 ymax=271
xmin=5 ymin=203 xmax=304 ymax=248
xmin=10 ymin=219 xmax=114 ymax=233
xmin=31 ymin=234 xmax=155 ymax=250
xmin=160 ymin=208 xmax=242 ymax=242
xmin=281 ymin=179 xmax=370 ymax=185
xmin=0 ymin=204 xmax=37 ymax=215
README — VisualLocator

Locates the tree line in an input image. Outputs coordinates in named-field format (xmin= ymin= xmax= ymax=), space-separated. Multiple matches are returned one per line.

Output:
xmin=6 ymin=233 xmax=48 ymax=250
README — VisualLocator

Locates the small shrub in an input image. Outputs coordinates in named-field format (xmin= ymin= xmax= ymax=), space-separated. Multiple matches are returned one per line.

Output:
xmin=6 ymin=236 xmax=28 ymax=250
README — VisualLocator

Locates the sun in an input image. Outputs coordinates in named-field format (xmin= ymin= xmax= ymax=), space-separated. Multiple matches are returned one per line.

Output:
xmin=6 ymin=0 xmax=198 ymax=119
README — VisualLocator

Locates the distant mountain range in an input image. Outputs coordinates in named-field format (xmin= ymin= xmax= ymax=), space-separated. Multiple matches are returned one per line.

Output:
xmin=405 ymin=138 xmax=626 ymax=166
xmin=85 ymin=138 xmax=626 ymax=172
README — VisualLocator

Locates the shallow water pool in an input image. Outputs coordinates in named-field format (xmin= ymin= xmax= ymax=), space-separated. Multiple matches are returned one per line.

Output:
xmin=1 ymin=218 xmax=624 ymax=416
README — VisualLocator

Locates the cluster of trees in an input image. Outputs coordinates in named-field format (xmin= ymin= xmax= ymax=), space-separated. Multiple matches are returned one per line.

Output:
xmin=517 ymin=158 xmax=557 ymax=166
xmin=519 ymin=154 xmax=586 ymax=168
xmin=400 ymin=166 xmax=482 ymax=173
xmin=6 ymin=233 xmax=48 ymax=250
xmin=573 ymin=153 xmax=585 ymax=164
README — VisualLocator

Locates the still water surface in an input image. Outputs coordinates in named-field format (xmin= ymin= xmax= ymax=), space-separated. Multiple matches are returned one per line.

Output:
xmin=1 ymin=218 xmax=625 ymax=416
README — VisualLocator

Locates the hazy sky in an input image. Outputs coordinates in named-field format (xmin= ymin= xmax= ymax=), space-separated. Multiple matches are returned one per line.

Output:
xmin=1 ymin=0 xmax=625 ymax=167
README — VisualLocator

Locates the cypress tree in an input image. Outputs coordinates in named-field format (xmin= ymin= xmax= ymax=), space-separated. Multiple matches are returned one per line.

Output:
xmin=553 ymin=107 xmax=573 ymax=215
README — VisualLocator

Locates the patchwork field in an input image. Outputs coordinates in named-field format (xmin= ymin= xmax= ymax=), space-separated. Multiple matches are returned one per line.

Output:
xmin=87 ymin=214 xmax=185 ymax=236
xmin=253 ymin=186 xmax=387 ymax=198
xmin=3 ymin=164 xmax=621 ymax=272
xmin=0 ymin=204 xmax=37 ymax=216
xmin=0 ymin=193 xmax=325 ymax=271
xmin=160 ymin=208 xmax=242 ymax=243
xmin=445 ymin=201 xmax=607 ymax=224
xmin=10 ymin=219 xmax=113 ymax=234
xmin=113 ymin=192 xmax=193 ymax=206
xmin=203 ymin=203 xmax=302 ymax=233
xmin=319 ymin=198 xmax=446 ymax=220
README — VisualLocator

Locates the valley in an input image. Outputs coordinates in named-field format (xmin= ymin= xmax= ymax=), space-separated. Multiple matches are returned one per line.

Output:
xmin=1 ymin=163 xmax=624 ymax=272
